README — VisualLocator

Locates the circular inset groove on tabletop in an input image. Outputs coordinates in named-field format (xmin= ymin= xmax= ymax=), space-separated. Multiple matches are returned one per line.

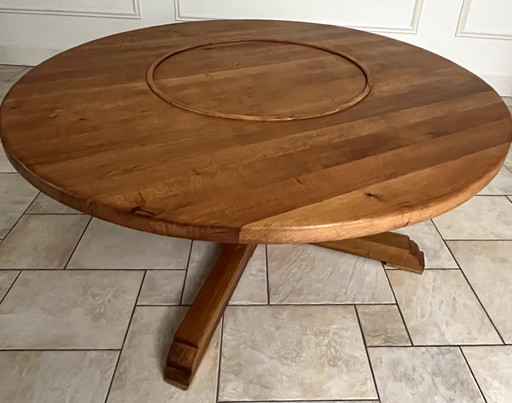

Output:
xmin=146 ymin=39 xmax=373 ymax=122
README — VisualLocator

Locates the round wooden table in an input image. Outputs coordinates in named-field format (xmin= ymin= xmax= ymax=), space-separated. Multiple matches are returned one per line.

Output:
xmin=1 ymin=20 xmax=511 ymax=389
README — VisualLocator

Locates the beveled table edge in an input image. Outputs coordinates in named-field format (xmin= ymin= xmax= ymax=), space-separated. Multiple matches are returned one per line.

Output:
xmin=2 ymin=141 xmax=508 ymax=244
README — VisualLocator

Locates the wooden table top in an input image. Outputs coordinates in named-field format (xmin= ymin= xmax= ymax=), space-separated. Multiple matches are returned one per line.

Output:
xmin=1 ymin=20 xmax=511 ymax=244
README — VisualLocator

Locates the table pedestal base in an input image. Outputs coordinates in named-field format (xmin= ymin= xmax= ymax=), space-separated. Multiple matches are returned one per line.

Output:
xmin=165 ymin=231 xmax=424 ymax=389
xmin=314 ymin=232 xmax=424 ymax=274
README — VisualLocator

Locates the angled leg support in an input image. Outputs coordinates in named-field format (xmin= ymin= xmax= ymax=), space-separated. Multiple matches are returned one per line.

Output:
xmin=165 ymin=243 xmax=257 ymax=389
xmin=314 ymin=232 xmax=424 ymax=274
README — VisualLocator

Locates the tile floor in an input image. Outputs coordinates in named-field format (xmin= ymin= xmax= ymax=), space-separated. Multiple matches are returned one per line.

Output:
xmin=1 ymin=64 xmax=512 ymax=402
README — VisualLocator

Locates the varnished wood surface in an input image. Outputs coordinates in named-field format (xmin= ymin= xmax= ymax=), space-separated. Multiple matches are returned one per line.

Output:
xmin=1 ymin=20 xmax=511 ymax=243
xmin=147 ymin=39 xmax=372 ymax=122
xmin=315 ymin=232 xmax=425 ymax=274
xmin=165 ymin=243 xmax=256 ymax=388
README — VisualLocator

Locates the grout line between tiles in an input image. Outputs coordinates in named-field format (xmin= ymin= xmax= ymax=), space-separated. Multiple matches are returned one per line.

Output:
xmin=385 ymin=267 xmax=460 ymax=271
xmin=215 ymin=315 xmax=224 ymax=403
xmin=0 ymin=190 xmax=39 ymax=244
xmin=382 ymin=265 xmax=414 ymax=346
xmin=217 ymin=400 xmax=380 ymax=403
xmin=366 ymin=343 xmax=503 ymax=348
xmin=63 ymin=216 xmax=92 ymax=269
xmin=0 ymin=268 xmax=148 ymax=272
xmin=179 ymin=241 xmax=194 ymax=305
xmin=438 ymin=239 xmax=512 ymax=242
xmin=0 ymin=270 xmax=22 ymax=305
xmin=459 ymin=346 xmax=488 ymax=403
xmin=25 ymin=212 xmax=84 ymax=215
xmin=136 ymin=270 xmax=147 ymax=306
xmin=136 ymin=304 xmax=181 ymax=307
xmin=102 ymin=351 xmax=121 ymax=403
xmin=473 ymin=194 xmax=509 ymax=197
xmin=1 ymin=343 xmax=506 ymax=352
xmin=452 ymin=266 xmax=506 ymax=344
xmin=142 ymin=302 xmax=399 ymax=307
xmin=354 ymin=305 xmax=382 ymax=402
xmin=104 ymin=270 xmax=146 ymax=403
xmin=0 ymin=348 xmax=121 ymax=352
xmin=264 ymin=245 xmax=270 ymax=304
xmin=2 ymin=268 xmax=187 ymax=271
xmin=24 ymin=191 xmax=40 ymax=210
xmin=430 ymin=221 xmax=506 ymax=345
xmin=265 ymin=302 xmax=398 ymax=307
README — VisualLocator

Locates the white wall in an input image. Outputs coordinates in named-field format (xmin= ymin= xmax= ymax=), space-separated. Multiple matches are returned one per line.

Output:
xmin=1 ymin=0 xmax=511 ymax=95
xmin=0 ymin=0 xmax=175 ymax=65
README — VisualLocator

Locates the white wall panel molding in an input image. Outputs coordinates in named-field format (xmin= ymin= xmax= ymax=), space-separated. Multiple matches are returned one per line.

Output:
xmin=0 ymin=0 xmax=141 ymax=19
xmin=456 ymin=0 xmax=512 ymax=40
xmin=0 ymin=0 xmax=175 ymax=65
xmin=174 ymin=0 xmax=424 ymax=34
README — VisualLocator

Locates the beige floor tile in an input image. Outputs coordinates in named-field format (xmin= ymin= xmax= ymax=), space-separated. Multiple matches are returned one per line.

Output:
xmin=433 ymin=196 xmax=512 ymax=240
xmin=369 ymin=347 xmax=484 ymax=403
xmin=387 ymin=270 xmax=501 ymax=345
xmin=0 ymin=215 xmax=90 ymax=269
xmin=0 ymin=174 xmax=38 ymax=238
xmin=0 ymin=270 xmax=19 ymax=300
xmin=222 ymin=401 xmax=375 ymax=403
xmin=357 ymin=305 xmax=410 ymax=346
xmin=219 ymin=305 xmax=376 ymax=401
xmin=0 ymin=69 xmax=28 ymax=101
xmin=107 ymin=306 xmax=220 ymax=403
xmin=181 ymin=241 xmax=221 ymax=304
xmin=0 ymin=83 xmax=12 ymax=101
xmin=268 ymin=244 xmax=394 ymax=304
xmin=182 ymin=242 xmax=267 ymax=305
xmin=6 ymin=66 xmax=30 ymax=83
xmin=448 ymin=241 xmax=512 ymax=343
xmin=0 ymin=270 xmax=143 ymax=348
xmin=138 ymin=270 xmax=185 ymax=305
xmin=462 ymin=346 xmax=512 ymax=403
xmin=0 ymin=65 xmax=27 ymax=82
xmin=506 ymin=148 xmax=512 ymax=170
xmin=394 ymin=220 xmax=458 ymax=268
xmin=478 ymin=167 xmax=512 ymax=195
xmin=0 ymin=350 xmax=118 ymax=403
xmin=0 ymin=144 xmax=16 ymax=172
xmin=67 ymin=218 xmax=190 ymax=269
xmin=26 ymin=192 xmax=81 ymax=214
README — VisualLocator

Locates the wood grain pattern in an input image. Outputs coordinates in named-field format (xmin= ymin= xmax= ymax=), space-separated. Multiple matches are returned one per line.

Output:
xmin=165 ymin=243 xmax=256 ymax=388
xmin=146 ymin=39 xmax=372 ymax=122
xmin=315 ymin=232 xmax=425 ymax=274
xmin=1 ymin=20 xmax=511 ymax=244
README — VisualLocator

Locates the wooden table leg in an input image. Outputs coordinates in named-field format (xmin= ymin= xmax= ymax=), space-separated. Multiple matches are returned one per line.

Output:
xmin=314 ymin=232 xmax=424 ymax=274
xmin=165 ymin=243 xmax=257 ymax=389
